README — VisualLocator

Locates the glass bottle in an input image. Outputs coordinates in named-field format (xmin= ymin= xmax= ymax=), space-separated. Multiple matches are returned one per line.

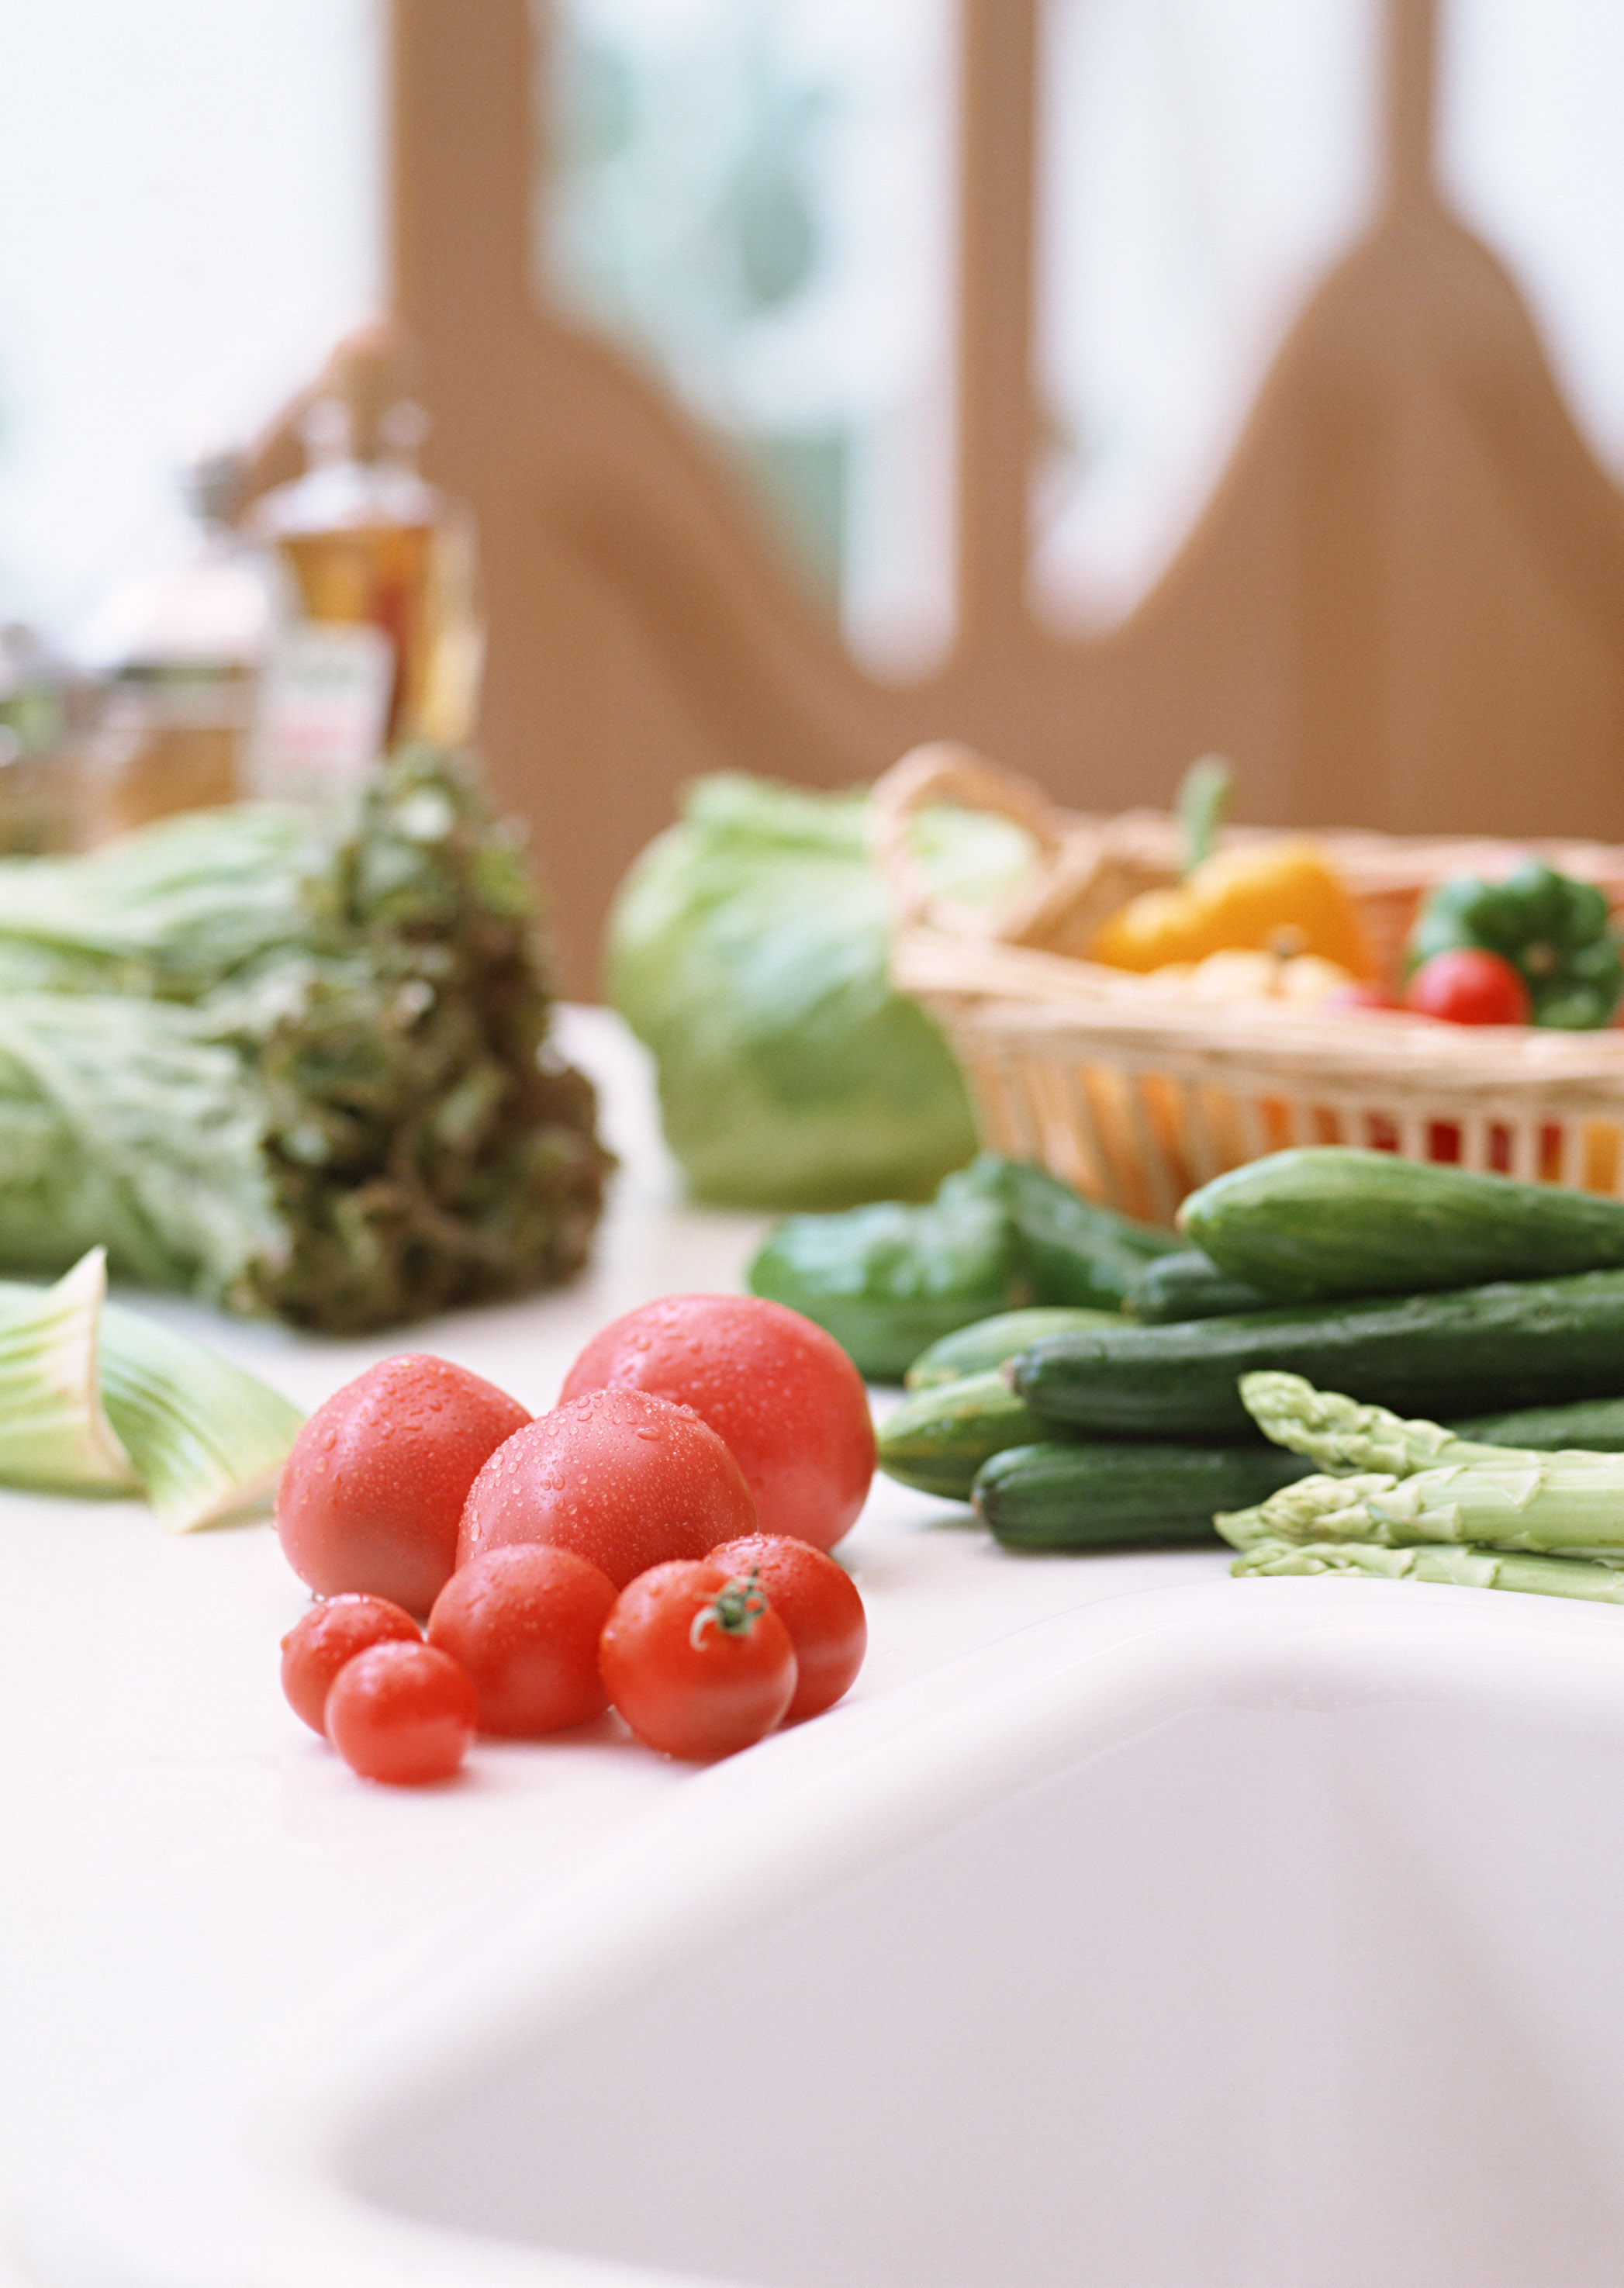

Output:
xmin=246 ymin=396 xmax=483 ymax=803
xmin=0 ymin=622 xmax=91 ymax=854
xmin=77 ymin=449 xmax=273 ymax=834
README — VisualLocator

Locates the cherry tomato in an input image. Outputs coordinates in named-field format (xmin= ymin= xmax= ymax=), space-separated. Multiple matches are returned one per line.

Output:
xmin=323 ymin=1640 xmax=479 ymax=1785
xmin=277 ymin=1355 xmax=530 ymax=1615
xmin=457 ymin=1386 xmax=755 ymax=1588
xmin=599 ymin=1559 xmax=797 ymax=1761
xmin=280 ymin=1594 xmax=422 ymax=1734
xmin=427 ymin=1543 xmax=617 ymax=1737
xmin=708 ymin=1533 xmax=866 ymax=1722
xmin=1404 ymin=949 xmax=1530 ymax=1025
xmin=559 ymin=1294 xmax=875 ymax=1552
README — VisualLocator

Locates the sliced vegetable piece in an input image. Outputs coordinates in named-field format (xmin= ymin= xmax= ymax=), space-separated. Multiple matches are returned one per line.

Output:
xmin=0 ymin=1249 xmax=137 ymax=1493
xmin=98 ymin=1301 xmax=305 ymax=1531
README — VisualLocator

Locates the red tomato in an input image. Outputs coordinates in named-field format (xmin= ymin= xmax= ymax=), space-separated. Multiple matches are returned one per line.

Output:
xmin=323 ymin=1640 xmax=479 ymax=1785
xmin=458 ymin=1387 xmax=754 ymax=1588
xmin=708 ymin=1533 xmax=866 ymax=1722
xmin=280 ymin=1594 xmax=422 ymax=1734
xmin=427 ymin=1543 xmax=617 ymax=1737
xmin=599 ymin=1559 xmax=797 ymax=1761
xmin=1404 ymin=949 xmax=1530 ymax=1025
xmin=276 ymin=1355 xmax=530 ymax=1615
xmin=558 ymin=1294 xmax=875 ymax=1553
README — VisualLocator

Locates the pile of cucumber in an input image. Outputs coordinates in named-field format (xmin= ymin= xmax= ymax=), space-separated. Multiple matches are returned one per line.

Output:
xmin=877 ymin=1149 xmax=1624 ymax=1554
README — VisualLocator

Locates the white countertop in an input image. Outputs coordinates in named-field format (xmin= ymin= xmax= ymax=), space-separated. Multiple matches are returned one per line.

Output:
xmin=0 ymin=1009 xmax=1228 ymax=2286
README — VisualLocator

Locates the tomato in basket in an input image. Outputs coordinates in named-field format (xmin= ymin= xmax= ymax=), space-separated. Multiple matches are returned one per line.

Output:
xmin=1404 ymin=949 xmax=1531 ymax=1026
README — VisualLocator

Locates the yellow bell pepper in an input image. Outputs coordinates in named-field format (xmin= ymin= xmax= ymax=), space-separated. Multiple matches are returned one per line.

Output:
xmin=1087 ymin=839 xmax=1371 ymax=976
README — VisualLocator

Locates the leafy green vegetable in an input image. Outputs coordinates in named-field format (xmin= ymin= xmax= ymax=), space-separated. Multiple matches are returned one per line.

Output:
xmin=606 ymin=773 xmax=1027 ymax=1209
xmin=0 ymin=748 xmax=611 ymax=1330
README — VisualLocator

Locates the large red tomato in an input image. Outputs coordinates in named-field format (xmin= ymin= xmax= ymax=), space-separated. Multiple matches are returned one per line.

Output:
xmin=276 ymin=1355 xmax=531 ymax=1615
xmin=558 ymin=1294 xmax=876 ymax=1553
xmin=456 ymin=1385 xmax=755 ymax=1588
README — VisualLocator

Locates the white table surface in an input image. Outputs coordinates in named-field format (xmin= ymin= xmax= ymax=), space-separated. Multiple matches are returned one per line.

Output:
xmin=0 ymin=1009 xmax=1228 ymax=2286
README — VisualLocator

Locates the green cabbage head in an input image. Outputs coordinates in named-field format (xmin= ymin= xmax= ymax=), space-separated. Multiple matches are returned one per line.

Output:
xmin=606 ymin=773 xmax=1028 ymax=1210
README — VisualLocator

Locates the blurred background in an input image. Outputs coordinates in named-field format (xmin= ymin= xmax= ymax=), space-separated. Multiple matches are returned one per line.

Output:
xmin=5 ymin=0 xmax=1624 ymax=989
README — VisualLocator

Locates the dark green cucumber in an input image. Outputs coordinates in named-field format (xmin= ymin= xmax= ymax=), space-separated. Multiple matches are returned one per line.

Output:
xmin=877 ymin=1370 xmax=1070 ymax=1501
xmin=1450 ymin=1396 xmax=1624 ymax=1451
xmin=1125 ymin=1249 xmax=1273 ymax=1323
xmin=904 ymin=1306 xmax=1122 ymax=1390
xmin=1180 ymin=1146 xmax=1624 ymax=1303
xmin=973 ymin=1440 xmax=1313 ymax=1551
xmin=1013 ymin=1267 xmax=1624 ymax=1441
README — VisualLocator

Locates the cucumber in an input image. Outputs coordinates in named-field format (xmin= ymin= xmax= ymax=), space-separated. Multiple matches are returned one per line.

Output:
xmin=1012 ymin=1267 xmax=1624 ymax=1441
xmin=1125 ymin=1249 xmax=1272 ymax=1324
xmin=1180 ymin=1147 xmax=1624 ymax=1303
xmin=1450 ymin=1397 xmax=1624 ymax=1451
xmin=876 ymin=1370 xmax=1070 ymax=1501
xmin=973 ymin=1440 xmax=1313 ymax=1551
xmin=904 ymin=1306 xmax=1123 ymax=1390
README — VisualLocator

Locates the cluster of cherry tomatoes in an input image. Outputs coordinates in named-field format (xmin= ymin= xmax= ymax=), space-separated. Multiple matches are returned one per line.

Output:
xmin=276 ymin=1294 xmax=876 ymax=1783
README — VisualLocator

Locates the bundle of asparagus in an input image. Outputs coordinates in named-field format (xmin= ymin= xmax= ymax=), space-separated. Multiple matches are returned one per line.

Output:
xmin=0 ymin=748 xmax=612 ymax=1332
xmin=1218 ymin=1370 xmax=1624 ymax=1607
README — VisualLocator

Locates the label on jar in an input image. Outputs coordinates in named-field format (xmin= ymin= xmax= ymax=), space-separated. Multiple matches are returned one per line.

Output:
xmin=245 ymin=622 xmax=393 ymax=800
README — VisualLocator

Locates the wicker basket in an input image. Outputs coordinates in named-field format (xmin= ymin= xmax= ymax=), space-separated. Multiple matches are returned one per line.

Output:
xmin=875 ymin=745 xmax=1624 ymax=1226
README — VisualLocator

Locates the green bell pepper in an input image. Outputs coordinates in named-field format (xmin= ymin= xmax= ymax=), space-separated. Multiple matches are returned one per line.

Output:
xmin=746 ymin=1153 xmax=1180 ymax=1381
xmin=1406 ymin=859 xmax=1623 ymax=1029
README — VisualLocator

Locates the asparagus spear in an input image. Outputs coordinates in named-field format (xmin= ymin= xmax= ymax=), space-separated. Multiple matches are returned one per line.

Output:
xmin=1239 ymin=1368 xmax=1511 ymax=1474
xmin=1218 ymin=1452 xmax=1624 ymax=1554
xmin=1223 ymin=1371 xmax=1624 ymax=1556
xmin=1229 ymin=1532 xmax=1624 ymax=1604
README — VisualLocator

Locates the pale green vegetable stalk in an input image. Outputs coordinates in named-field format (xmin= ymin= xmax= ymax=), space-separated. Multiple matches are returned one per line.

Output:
xmin=0 ymin=1249 xmax=138 ymax=1493
xmin=1229 ymin=1533 xmax=1624 ymax=1605
xmin=1237 ymin=1369 xmax=1512 ymax=1475
xmin=1232 ymin=1370 xmax=1624 ymax=1551
xmin=1216 ymin=1461 xmax=1624 ymax=1555
xmin=0 ymin=1249 xmax=304 ymax=1529
xmin=95 ymin=1301 xmax=304 ymax=1532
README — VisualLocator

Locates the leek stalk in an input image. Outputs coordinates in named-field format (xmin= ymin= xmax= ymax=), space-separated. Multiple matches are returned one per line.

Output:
xmin=0 ymin=1249 xmax=303 ymax=1529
